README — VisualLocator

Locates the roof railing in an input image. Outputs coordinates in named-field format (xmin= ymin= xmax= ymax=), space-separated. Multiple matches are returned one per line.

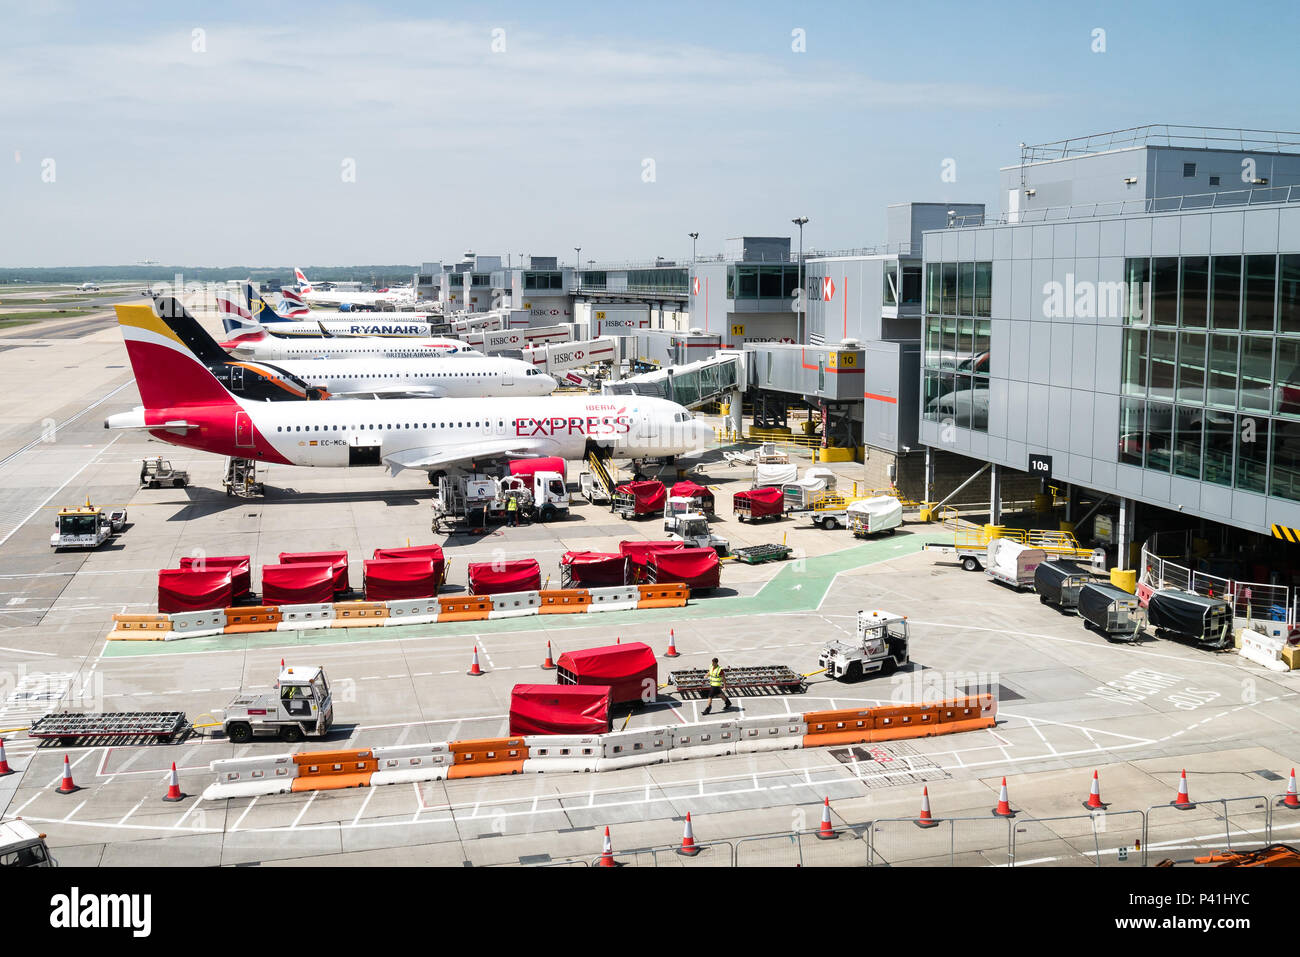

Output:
xmin=1020 ymin=124 xmax=1300 ymax=163
xmin=948 ymin=184 xmax=1300 ymax=228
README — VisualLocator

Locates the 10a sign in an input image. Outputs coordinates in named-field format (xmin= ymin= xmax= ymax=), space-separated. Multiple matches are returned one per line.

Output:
xmin=1028 ymin=454 xmax=1053 ymax=478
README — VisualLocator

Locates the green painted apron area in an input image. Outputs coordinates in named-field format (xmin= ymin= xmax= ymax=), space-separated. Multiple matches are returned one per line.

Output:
xmin=102 ymin=530 xmax=946 ymax=658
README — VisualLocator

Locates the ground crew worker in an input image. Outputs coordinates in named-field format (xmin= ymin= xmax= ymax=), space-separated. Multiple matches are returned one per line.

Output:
xmin=702 ymin=657 xmax=731 ymax=714
xmin=506 ymin=495 xmax=519 ymax=527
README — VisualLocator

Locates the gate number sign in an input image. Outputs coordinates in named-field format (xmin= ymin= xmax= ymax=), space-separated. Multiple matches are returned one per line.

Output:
xmin=1028 ymin=454 xmax=1053 ymax=478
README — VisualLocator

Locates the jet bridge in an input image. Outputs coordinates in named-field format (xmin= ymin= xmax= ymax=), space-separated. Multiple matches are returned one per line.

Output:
xmin=602 ymin=351 xmax=744 ymax=410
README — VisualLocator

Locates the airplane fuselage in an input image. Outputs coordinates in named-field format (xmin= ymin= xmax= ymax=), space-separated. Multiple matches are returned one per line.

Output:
xmin=226 ymin=334 xmax=479 ymax=361
xmin=113 ymin=394 xmax=709 ymax=471
xmin=267 ymin=355 xmax=556 ymax=397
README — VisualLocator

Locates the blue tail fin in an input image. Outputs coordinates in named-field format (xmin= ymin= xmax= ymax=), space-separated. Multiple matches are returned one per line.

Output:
xmin=243 ymin=282 xmax=290 ymax=324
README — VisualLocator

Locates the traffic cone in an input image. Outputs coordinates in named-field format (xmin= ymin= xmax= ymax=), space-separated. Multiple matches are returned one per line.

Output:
xmin=1172 ymin=769 xmax=1194 ymax=809
xmin=1282 ymin=769 xmax=1300 ymax=810
xmin=664 ymin=629 xmax=680 ymax=658
xmin=915 ymin=786 xmax=938 ymax=828
xmin=467 ymin=645 xmax=484 ymax=676
xmin=541 ymin=640 xmax=556 ymax=670
xmin=992 ymin=777 xmax=1014 ymax=817
xmin=162 ymin=762 xmax=185 ymax=802
xmin=1083 ymin=770 xmax=1109 ymax=810
xmin=616 ymin=635 xmax=621 ymax=644
xmin=816 ymin=796 xmax=837 ymax=840
xmin=0 ymin=738 xmax=12 ymax=776
xmin=677 ymin=812 xmax=700 ymax=856
xmin=56 ymin=755 xmax=79 ymax=795
xmin=599 ymin=826 xmax=616 ymax=867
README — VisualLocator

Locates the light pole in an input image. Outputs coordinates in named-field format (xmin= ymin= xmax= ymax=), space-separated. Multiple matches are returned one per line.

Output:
xmin=792 ymin=216 xmax=809 ymax=343
xmin=688 ymin=231 xmax=699 ymax=264
xmin=574 ymin=247 xmax=581 ymax=291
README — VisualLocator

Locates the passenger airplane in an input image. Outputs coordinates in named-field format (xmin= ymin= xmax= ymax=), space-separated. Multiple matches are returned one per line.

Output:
xmin=107 ymin=299 xmax=713 ymax=477
xmin=218 ymin=286 xmax=440 ymax=339
xmin=165 ymin=300 xmax=555 ymax=400
xmin=275 ymin=287 xmax=439 ymax=320
xmin=294 ymin=267 xmax=415 ymax=307
xmin=219 ymin=324 xmax=482 ymax=362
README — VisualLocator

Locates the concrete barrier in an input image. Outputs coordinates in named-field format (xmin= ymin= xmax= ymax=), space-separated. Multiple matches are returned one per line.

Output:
xmin=599 ymin=727 xmax=674 ymax=764
xmin=538 ymin=589 xmax=592 ymax=614
xmin=169 ymin=609 xmax=227 ymax=635
xmin=490 ymin=591 xmax=542 ymax=619
xmin=290 ymin=749 xmax=376 ymax=792
xmin=332 ymin=601 xmax=389 ymax=621
xmin=670 ymin=720 xmax=738 ymax=761
xmin=1240 ymin=629 xmax=1290 ymax=672
xmin=384 ymin=598 xmax=442 ymax=620
xmin=224 ymin=606 xmax=283 ymax=633
xmin=636 ymin=584 xmax=689 ymax=609
xmin=586 ymin=586 xmax=641 ymax=613
xmin=438 ymin=595 xmax=493 ymax=622
xmin=448 ymin=737 xmax=528 ymax=779
xmin=278 ymin=603 xmax=336 ymax=627
xmin=735 ymin=714 xmax=805 ymax=754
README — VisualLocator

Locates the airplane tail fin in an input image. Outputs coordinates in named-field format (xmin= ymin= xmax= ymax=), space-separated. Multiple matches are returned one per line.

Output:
xmin=241 ymin=282 xmax=295 ymax=324
xmin=294 ymin=266 xmax=313 ymax=293
xmin=115 ymin=299 xmax=238 ymax=409
xmin=276 ymin=287 xmax=312 ymax=317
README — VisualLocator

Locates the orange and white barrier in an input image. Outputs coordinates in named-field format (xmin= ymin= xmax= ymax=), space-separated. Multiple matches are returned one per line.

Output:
xmin=201 ymin=696 xmax=999 ymax=800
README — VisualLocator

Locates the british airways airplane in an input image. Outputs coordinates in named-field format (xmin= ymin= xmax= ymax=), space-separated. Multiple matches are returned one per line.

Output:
xmin=106 ymin=299 xmax=713 ymax=478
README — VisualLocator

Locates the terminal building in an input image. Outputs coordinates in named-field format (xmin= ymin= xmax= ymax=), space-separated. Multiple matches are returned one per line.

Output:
xmin=919 ymin=126 xmax=1300 ymax=565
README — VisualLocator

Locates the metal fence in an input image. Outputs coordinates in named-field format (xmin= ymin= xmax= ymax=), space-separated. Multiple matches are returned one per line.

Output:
xmin=1140 ymin=543 xmax=1294 ymax=629
xmin=47 ymin=794 xmax=1295 ymax=867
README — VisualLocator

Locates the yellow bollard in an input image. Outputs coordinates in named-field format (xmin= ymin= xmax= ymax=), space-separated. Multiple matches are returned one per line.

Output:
xmin=1109 ymin=568 xmax=1137 ymax=593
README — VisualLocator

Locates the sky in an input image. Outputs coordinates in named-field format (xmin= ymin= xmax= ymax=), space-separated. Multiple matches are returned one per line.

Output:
xmin=2 ymin=0 xmax=1298 ymax=267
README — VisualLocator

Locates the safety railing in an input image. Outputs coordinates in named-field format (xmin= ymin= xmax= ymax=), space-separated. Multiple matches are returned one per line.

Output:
xmin=1140 ymin=542 xmax=1295 ymax=628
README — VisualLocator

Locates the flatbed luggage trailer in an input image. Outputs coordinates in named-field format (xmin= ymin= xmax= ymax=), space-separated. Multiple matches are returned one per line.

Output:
xmin=28 ymin=711 xmax=189 ymax=746
xmin=668 ymin=665 xmax=806 ymax=698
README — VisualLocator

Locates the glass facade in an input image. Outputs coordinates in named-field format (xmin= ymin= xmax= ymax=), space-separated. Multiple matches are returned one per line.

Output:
xmin=883 ymin=263 xmax=922 ymax=307
xmin=727 ymin=265 xmax=797 ymax=301
xmin=523 ymin=271 xmax=563 ymax=290
xmin=922 ymin=261 xmax=993 ymax=432
xmin=1121 ymin=253 xmax=1300 ymax=500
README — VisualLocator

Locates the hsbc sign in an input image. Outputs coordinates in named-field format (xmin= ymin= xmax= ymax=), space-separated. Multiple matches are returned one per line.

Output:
xmin=822 ymin=277 xmax=836 ymax=301
xmin=692 ymin=277 xmax=701 ymax=296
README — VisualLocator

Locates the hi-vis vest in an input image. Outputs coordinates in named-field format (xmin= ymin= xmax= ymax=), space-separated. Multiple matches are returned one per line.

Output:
xmin=708 ymin=665 xmax=723 ymax=687
xmin=507 ymin=498 xmax=517 ymax=511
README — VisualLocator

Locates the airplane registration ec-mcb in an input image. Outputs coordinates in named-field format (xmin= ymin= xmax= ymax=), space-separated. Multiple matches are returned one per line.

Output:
xmin=105 ymin=299 xmax=715 ymax=477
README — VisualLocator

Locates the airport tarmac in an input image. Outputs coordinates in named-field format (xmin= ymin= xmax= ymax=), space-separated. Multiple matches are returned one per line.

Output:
xmin=0 ymin=296 xmax=1297 ymax=868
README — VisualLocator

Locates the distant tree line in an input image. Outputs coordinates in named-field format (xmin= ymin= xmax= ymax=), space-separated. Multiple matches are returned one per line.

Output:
xmin=0 ymin=265 xmax=421 ymax=286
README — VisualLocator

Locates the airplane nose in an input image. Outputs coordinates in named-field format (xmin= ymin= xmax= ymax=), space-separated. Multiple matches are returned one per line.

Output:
xmin=540 ymin=374 xmax=558 ymax=393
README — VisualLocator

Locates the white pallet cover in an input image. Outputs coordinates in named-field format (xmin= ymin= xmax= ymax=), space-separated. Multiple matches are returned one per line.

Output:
xmin=600 ymin=726 xmax=675 ymax=760
xmin=279 ymin=603 xmax=335 ymax=623
xmin=169 ymin=609 xmax=228 ymax=633
xmin=385 ymin=598 xmax=442 ymax=619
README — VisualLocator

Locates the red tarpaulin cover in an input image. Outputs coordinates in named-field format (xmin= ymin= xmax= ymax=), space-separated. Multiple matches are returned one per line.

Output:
xmin=279 ymin=550 xmax=349 ymax=594
xmin=733 ymin=485 xmax=785 ymax=518
xmin=619 ymin=539 xmax=686 ymax=582
xmin=616 ymin=480 xmax=666 ymax=514
xmin=260 ymin=562 xmax=335 ymax=605
xmin=372 ymin=545 xmax=446 ymax=586
xmin=670 ymin=480 xmax=715 ymax=512
xmin=509 ymin=684 xmax=612 ymax=735
xmin=509 ymin=457 xmax=566 ymax=480
xmin=178 ymin=555 xmax=250 ymax=599
xmin=363 ymin=558 xmax=440 ymax=601
xmin=158 ymin=568 xmax=233 ymax=614
xmin=467 ymin=559 xmax=541 ymax=595
xmin=560 ymin=551 xmax=627 ymax=587
xmin=649 ymin=547 xmax=721 ymax=590
xmin=556 ymin=642 xmax=658 ymax=705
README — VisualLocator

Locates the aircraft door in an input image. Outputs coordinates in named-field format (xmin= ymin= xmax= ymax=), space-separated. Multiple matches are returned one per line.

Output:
xmin=234 ymin=411 xmax=255 ymax=449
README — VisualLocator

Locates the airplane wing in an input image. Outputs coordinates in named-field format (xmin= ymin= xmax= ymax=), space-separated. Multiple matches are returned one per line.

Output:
xmin=380 ymin=436 xmax=551 ymax=476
